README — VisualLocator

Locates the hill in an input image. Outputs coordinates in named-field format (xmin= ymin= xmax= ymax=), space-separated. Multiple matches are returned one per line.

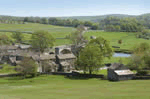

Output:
xmin=59 ymin=14 xmax=136 ymax=22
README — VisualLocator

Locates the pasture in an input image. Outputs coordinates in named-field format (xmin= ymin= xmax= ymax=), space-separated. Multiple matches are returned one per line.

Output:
xmin=85 ymin=31 xmax=150 ymax=50
xmin=0 ymin=23 xmax=150 ymax=48
xmin=0 ymin=23 xmax=75 ymax=46
xmin=0 ymin=75 xmax=150 ymax=99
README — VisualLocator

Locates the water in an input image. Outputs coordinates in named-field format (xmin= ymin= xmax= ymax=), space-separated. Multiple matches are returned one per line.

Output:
xmin=113 ymin=53 xmax=131 ymax=57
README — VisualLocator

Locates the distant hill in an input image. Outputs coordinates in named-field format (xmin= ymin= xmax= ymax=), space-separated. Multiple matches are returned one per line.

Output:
xmin=0 ymin=13 xmax=150 ymax=24
xmin=58 ymin=14 xmax=136 ymax=22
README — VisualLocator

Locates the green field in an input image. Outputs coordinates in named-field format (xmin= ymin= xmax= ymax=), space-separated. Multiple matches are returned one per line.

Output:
xmin=0 ymin=23 xmax=76 ymax=46
xmin=85 ymin=31 xmax=150 ymax=50
xmin=0 ymin=23 xmax=150 ymax=48
xmin=0 ymin=75 xmax=150 ymax=99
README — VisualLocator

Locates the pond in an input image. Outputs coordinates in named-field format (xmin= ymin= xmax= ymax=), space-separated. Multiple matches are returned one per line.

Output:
xmin=113 ymin=53 xmax=131 ymax=57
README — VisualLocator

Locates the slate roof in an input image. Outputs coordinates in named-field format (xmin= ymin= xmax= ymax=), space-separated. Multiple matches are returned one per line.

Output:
xmin=108 ymin=63 xmax=128 ymax=70
xmin=32 ymin=54 xmax=56 ymax=61
xmin=114 ymin=70 xmax=134 ymax=75
xmin=15 ymin=44 xmax=32 ymax=49
xmin=60 ymin=61 xmax=70 ymax=66
xmin=57 ymin=54 xmax=76 ymax=59
xmin=0 ymin=45 xmax=18 ymax=50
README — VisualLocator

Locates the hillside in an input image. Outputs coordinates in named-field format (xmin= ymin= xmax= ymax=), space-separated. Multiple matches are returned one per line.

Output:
xmin=0 ymin=23 xmax=76 ymax=45
xmin=1 ymin=13 xmax=150 ymax=22
xmin=59 ymin=14 xmax=136 ymax=22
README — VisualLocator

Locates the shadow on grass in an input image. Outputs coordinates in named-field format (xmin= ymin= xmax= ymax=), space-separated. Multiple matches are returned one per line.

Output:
xmin=64 ymin=75 xmax=90 ymax=80
xmin=6 ymin=75 xmax=36 ymax=80
xmin=64 ymin=75 xmax=106 ymax=80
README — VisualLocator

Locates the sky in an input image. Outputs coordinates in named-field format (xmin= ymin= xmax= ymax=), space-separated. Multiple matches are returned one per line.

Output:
xmin=0 ymin=0 xmax=149 ymax=17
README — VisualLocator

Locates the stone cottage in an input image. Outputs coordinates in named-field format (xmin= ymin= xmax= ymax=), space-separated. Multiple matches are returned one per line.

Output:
xmin=107 ymin=63 xmax=135 ymax=81
xmin=31 ymin=54 xmax=58 ymax=73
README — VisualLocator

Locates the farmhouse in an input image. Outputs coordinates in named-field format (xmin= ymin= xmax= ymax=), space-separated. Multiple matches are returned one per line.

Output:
xmin=56 ymin=53 xmax=76 ymax=72
xmin=107 ymin=63 xmax=135 ymax=81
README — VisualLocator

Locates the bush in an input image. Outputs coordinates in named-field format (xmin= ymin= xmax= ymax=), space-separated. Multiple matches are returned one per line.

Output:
xmin=137 ymin=70 xmax=149 ymax=76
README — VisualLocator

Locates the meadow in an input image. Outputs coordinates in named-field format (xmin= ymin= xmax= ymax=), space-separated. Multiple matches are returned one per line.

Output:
xmin=0 ymin=23 xmax=150 ymax=48
xmin=0 ymin=23 xmax=76 ymax=46
xmin=85 ymin=30 xmax=150 ymax=50
xmin=0 ymin=75 xmax=150 ymax=99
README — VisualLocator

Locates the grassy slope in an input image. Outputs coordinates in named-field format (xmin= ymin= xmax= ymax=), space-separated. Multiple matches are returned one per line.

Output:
xmin=85 ymin=31 xmax=150 ymax=50
xmin=0 ymin=75 xmax=150 ymax=99
xmin=0 ymin=23 xmax=76 ymax=46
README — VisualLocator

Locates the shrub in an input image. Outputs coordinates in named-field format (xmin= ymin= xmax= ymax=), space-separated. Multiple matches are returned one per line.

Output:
xmin=137 ymin=70 xmax=149 ymax=76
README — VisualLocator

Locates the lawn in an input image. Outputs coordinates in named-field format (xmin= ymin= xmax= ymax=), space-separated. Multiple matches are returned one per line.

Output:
xmin=84 ymin=31 xmax=150 ymax=50
xmin=0 ymin=75 xmax=150 ymax=99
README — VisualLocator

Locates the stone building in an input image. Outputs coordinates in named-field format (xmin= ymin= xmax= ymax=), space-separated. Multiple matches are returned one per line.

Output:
xmin=107 ymin=63 xmax=135 ymax=81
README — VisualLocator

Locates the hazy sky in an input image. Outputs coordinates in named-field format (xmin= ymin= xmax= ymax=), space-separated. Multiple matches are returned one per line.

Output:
xmin=0 ymin=0 xmax=149 ymax=17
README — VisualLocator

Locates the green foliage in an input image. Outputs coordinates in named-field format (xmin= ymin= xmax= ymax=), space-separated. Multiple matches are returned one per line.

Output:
xmin=0 ymin=64 xmax=17 ymax=74
xmin=126 ymin=55 xmax=146 ymax=70
xmin=127 ymin=42 xmax=150 ymax=70
xmin=136 ymin=70 xmax=149 ymax=75
xmin=69 ymin=30 xmax=87 ymax=46
xmin=89 ymin=36 xmax=113 ymax=58
xmin=76 ymin=44 xmax=104 ymax=74
xmin=11 ymin=31 xmax=24 ymax=43
xmin=19 ymin=57 xmax=38 ymax=78
xmin=133 ymin=42 xmax=150 ymax=54
xmin=0 ymin=34 xmax=12 ymax=45
xmin=31 ymin=30 xmax=55 ymax=53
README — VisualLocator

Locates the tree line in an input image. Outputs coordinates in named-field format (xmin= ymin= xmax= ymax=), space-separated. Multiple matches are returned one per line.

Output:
xmin=0 ymin=15 xmax=150 ymax=32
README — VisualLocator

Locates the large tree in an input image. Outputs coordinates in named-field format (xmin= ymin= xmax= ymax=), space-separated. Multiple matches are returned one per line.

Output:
xmin=11 ymin=31 xmax=24 ymax=43
xmin=76 ymin=44 xmax=104 ymax=74
xmin=89 ymin=36 xmax=113 ymax=58
xmin=19 ymin=57 xmax=38 ymax=78
xmin=0 ymin=34 xmax=12 ymax=45
xmin=31 ymin=30 xmax=55 ymax=53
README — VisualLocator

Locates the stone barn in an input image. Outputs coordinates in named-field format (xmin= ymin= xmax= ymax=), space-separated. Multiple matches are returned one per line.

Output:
xmin=107 ymin=63 xmax=135 ymax=81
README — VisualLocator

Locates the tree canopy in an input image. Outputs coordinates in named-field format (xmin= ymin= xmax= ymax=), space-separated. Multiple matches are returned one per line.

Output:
xmin=0 ymin=35 xmax=12 ymax=45
xmin=11 ymin=31 xmax=24 ymax=43
xmin=89 ymin=36 xmax=113 ymax=58
xmin=31 ymin=30 xmax=55 ymax=53
xmin=76 ymin=44 xmax=104 ymax=74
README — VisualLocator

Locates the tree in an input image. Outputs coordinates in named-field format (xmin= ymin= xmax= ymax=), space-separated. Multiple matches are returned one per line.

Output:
xmin=0 ymin=35 xmax=12 ymax=45
xmin=41 ymin=18 xmax=48 ymax=24
xmin=127 ymin=42 xmax=150 ymax=70
xmin=19 ymin=57 xmax=38 ymax=78
xmin=89 ymin=36 xmax=113 ymax=59
xmin=76 ymin=44 xmax=104 ymax=74
xmin=133 ymin=42 xmax=150 ymax=55
xmin=24 ymin=17 xmax=29 ymax=22
xmin=31 ymin=30 xmax=55 ymax=53
xmin=11 ymin=31 xmax=24 ymax=43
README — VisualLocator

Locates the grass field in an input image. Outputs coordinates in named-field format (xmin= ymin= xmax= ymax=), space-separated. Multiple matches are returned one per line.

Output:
xmin=0 ymin=23 xmax=75 ymax=46
xmin=0 ymin=75 xmax=150 ymax=99
xmin=0 ymin=23 xmax=150 ymax=48
xmin=85 ymin=31 xmax=150 ymax=50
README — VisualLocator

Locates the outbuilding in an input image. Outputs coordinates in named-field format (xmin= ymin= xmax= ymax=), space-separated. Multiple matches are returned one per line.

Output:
xmin=107 ymin=63 xmax=135 ymax=81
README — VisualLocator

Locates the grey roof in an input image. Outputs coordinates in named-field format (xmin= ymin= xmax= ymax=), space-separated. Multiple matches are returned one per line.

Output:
xmin=60 ymin=61 xmax=70 ymax=66
xmin=32 ymin=54 xmax=55 ymax=61
xmin=15 ymin=44 xmax=32 ymax=49
xmin=0 ymin=45 xmax=18 ymax=50
xmin=57 ymin=54 xmax=76 ymax=59
xmin=108 ymin=63 xmax=128 ymax=70
xmin=48 ymin=61 xmax=57 ymax=66
xmin=114 ymin=70 xmax=134 ymax=75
